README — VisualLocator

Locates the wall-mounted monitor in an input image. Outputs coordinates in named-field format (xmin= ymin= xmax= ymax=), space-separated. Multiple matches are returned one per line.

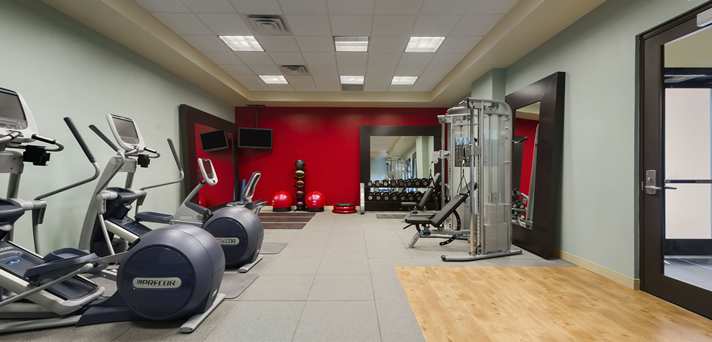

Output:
xmin=200 ymin=130 xmax=229 ymax=152
xmin=238 ymin=127 xmax=272 ymax=149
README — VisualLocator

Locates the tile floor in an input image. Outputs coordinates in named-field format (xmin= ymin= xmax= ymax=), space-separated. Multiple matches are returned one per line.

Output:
xmin=0 ymin=212 xmax=568 ymax=342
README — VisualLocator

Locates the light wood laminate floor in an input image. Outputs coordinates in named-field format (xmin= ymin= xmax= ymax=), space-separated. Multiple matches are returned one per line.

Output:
xmin=397 ymin=266 xmax=712 ymax=342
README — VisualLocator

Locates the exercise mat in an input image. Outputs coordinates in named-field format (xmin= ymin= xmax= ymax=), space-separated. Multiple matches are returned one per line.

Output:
xmin=259 ymin=212 xmax=315 ymax=229
xmin=261 ymin=242 xmax=288 ymax=254
xmin=220 ymin=272 xmax=259 ymax=300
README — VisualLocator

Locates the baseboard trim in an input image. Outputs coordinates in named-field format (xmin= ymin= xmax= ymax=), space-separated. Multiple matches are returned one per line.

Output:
xmin=560 ymin=251 xmax=640 ymax=290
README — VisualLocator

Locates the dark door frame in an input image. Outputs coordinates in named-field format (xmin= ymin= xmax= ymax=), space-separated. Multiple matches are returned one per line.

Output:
xmin=505 ymin=72 xmax=566 ymax=260
xmin=178 ymin=104 xmax=238 ymax=202
xmin=637 ymin=1 xmax=712 ymax=319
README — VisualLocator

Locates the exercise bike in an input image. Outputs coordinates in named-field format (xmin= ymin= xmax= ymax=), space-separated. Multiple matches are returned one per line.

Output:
xmin=79 ymin=114 xmax=263 ymax=271
xmin=0 ymin=87 xmax=225 ymax=334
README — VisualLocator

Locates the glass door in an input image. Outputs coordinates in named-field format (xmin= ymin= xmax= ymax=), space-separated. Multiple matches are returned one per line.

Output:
xmin=640 ymin=4 xmax=712 ymax=318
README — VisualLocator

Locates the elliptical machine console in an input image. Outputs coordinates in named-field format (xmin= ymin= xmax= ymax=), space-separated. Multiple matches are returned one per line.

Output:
xmin=0 ymin=88 xmax=225 ymax=334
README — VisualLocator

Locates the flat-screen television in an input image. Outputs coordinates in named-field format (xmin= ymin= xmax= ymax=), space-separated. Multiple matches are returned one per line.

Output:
xmin=200 ymin=130 xmax=229 ymax=152
xmin=238 ymin=128 xmax=272 ymax=149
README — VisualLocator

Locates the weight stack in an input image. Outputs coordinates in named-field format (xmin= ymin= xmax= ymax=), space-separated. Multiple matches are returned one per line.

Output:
xmin=295 ymin=159 xmax=306 ymax=211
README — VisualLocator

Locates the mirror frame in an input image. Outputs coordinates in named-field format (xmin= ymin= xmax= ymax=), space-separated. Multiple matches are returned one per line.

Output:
xmin=360 ymin=126 xmax=441 ymax=184
xmin=506 ymin=72 xmax=566 ymax=259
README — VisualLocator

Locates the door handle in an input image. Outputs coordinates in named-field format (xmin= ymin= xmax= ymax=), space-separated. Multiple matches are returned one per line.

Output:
xmin=644 ymin=185 xmax=677 ymax=192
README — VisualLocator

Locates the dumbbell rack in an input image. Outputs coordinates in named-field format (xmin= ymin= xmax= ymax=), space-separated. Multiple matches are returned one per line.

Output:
xmin=364 ymin=178 xmax=439 ymax=211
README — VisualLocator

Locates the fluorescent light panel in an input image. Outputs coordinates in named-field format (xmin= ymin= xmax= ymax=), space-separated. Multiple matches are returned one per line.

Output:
xmin=219 ymin=35 xmax=263 ymax=52
xmin=334 ymin=36 xmax=368 ymax=52
xmin=259 ymin=75 xmax=288 ymax=84
xmin=340 ymin=75 xmax=364 ymax=85
xmin=391 ymin=76 xmax=418 ymax=86
xmin=405 ymin=36 xmax=445 ymax=53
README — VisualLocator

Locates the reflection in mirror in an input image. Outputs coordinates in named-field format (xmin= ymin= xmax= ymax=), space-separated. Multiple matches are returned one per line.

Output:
xmin=662 ymin=26 xmax=712 ymax=291
xmin=512 ymin=102 xmax=540 ymax=230
xmin=369 ymin=136 xmax=434 ymax=181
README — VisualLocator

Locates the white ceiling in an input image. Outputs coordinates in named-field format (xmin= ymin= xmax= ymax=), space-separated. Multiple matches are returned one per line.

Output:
xmin=137 ymin=0 xmax=517 ymax=93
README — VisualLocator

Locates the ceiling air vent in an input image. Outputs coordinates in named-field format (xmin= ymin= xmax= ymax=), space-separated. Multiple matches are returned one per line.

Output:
xmin=280 ymin=65 xmax=309 ymax=76
xmin=341 ymin=84 xmax=364 ymax=91
xmin=245 ymin=15 xmax=290 ymax=36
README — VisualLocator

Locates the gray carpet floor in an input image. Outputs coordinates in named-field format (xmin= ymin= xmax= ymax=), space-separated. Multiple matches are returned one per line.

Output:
xmin=0 ymin=212 xmax=568 ymax=342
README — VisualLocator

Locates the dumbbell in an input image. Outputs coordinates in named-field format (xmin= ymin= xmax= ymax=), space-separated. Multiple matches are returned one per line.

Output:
xmin=296 ymin=180 xmax=305 ymax=189
xmin=295 ymin=170 xmax=305 ymax=179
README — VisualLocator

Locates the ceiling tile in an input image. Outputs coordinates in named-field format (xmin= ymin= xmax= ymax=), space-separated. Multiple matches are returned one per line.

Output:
xmin=229 ymin=0 xmax=282 ymax=14
xmin=269 ymin=52 xmax=306 ymax=65
xmin=257 ymin=36 xmax=301 ymax=52
xmin=296 ymin=36 xmax=334 ymax=52
xmin=336 ymin=52 xmax=367 ymax=74
xmin=465 ymin=0 xmax=517 ymax=15
xmin=364 ymin=71 xmax=391 ymax=91
xmin=374 ymin=0 xmax=423 ymax=15
xmin=395 ymin=54 xmax=433 ymax=75
xmin=327 ymin=0 xmax=374 ymax=15
xmin=231 ymin=73 xmax=266 ymax=90
xmin=429 ymin=50 xmax=468 ymax=70
xmin=221 ymin=63 xmax=253 ymax=75
xmin=183 ymin=34 xmax=229 ymax=52
xmin=302 ymin=52 xmax=337 ymax=66
xmin=197 ymin=14 xmax=251 ymax=35
xmin=181 ymin=0 xmax=235 ymax=13
xmin=450 ymin=14 xmax=501 ymax=35
xmin=372 ymin=16 xmax=416 ymax=35
xmin=309 ymin=63 xmax=338 ymax=79
xmin=413 ymin=15 xmax=460 ymax=36
xmin=330 ymin=16 xmax=373 ymax=36
xmin=249 ymin=63 xmax=281 ymax=74
xmin=284 ymin=15 xmax=331 ymax=35
xmin=136 ymin=0 xmax=189 ymax=13
xmin=278 ymin=0 xmax=328 ymax=15
xmin=286 ymin=76 xmax=317 ymax=90
xmin=154 ymin=13 xmax=212 ymax=35
xmin=313 ymin=76 xmax=340 ymax=91
xmin=439 ymin=35 xmax=481 ymax=52
xmin=263 ymin=84 xmax=293 ymax=91
xmin=204 ymin=50 xmax=244 ymax=65
xmin=237 ymin=51 xmax=275 ymax=65
xmin=419 ymin=0 xmax=468 ymax=15
xmin=367 ymin=53 xmax=401 ymax=74
xmin=369 ymin=35 xmax=408 ymax=53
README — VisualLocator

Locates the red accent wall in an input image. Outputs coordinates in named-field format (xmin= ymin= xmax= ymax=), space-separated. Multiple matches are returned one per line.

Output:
xmin=514 ymin=118 xmax=538 ymax=195
xmin=235 ymin=107 xmax=444 ymax=205
xmin=193 ymin=123 xmax=235 ymax=207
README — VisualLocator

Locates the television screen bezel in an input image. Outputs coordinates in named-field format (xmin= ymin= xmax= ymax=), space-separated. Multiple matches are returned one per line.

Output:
xmin=200 ymin=129 xmax=229 ymax=152
xmin=238 ymin=127 xmax=272 ymax=149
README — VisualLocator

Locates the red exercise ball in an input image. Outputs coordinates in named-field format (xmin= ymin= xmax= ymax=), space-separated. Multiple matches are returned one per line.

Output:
xmin=305 ymin=191 xmax=325 ymax=212
xmin=272 ymin=191 xmax=292 ymax=212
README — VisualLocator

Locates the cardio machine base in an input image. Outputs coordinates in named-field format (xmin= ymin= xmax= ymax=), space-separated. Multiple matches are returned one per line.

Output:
xmin=237 ymin=255 xmax=262 ymax=273
xmin=441 ymin=249 xmax=523 ymax=262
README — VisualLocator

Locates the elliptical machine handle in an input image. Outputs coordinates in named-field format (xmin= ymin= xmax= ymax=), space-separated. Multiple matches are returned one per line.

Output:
xmin=63 ymin=118 xmax=95 ymax=163
xmin=167 ymin=138 xmax=182 ymax=172
xmin=89 ymin=124 xmax=120 ymax=152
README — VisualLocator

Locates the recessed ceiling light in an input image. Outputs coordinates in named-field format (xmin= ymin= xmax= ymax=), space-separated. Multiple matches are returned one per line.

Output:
xmin=334 ymin=36 xmax=369 ymax=52
xmin=259 ymin=75 xmax=288 ymax=84
xmin=405 ymin=36 xmax=445 ymax=53
xmin=391 ymin=76 xmax=418 ymax=86
xmin=219 ymin=35 xmax=264 ymax=52
xmin=340 ymin=75 xmax=364 ymax=85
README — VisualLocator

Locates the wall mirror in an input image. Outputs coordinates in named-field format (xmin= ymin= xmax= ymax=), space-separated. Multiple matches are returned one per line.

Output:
xmin=360 ymin=126 xmax=440 ymax=211
xmin=506 ymin=72 xmax=565 ymax=259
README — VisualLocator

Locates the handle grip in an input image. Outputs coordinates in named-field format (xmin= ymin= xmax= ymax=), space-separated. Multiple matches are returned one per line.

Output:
xmin=63 ymin=117 xmax=95 ymax=163
xmin=89 ymin=125 xmax=119 ymax=152
xmin=167 ymin=139 xmax=182 ymax=171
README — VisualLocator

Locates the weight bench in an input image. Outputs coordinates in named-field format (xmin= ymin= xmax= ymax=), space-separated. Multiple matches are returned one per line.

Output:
xmin=403 ymin=193 xmax=469 ymax=248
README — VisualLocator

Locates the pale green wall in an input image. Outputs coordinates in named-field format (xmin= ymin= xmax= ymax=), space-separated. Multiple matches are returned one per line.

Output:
xmin=470 ymin=0 xmax=706 ymax=278
xmin=0 ymin=1 xmax=233 ymax=252
xmin=470 ymin=69 xmax=505 ymax=100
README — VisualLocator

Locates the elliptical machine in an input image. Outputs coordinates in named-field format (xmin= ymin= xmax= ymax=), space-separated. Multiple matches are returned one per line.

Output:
xmin=79 ymin=114 xmax=263 ymax=271
xmin=0 ymin=87 xmax=225 ymax=334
